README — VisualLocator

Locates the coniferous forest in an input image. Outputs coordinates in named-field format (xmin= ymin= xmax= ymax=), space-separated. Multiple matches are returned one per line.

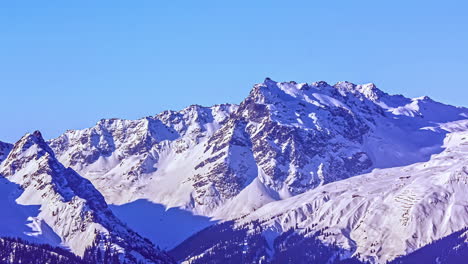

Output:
xmin=0 ymin=237 xmax=84 ymax=264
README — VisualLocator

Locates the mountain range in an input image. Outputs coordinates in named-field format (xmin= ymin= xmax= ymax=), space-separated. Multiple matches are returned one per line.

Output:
xmin=1 ymin=79 xmax=467 ymax=263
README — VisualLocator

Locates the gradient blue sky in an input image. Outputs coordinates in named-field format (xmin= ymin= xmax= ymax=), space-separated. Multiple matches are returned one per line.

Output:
xmin=1 ymin=0 xmax=467 ymax=142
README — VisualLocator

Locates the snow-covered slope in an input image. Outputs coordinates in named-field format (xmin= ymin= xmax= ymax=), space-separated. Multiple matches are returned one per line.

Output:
xmin=174 ymin=129 xmax=468 ymax=263
xmin=0 ymin=131 xmax=173 ymax=263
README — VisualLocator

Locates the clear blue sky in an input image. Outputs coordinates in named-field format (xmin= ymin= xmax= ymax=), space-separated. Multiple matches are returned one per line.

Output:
xmin=1 ymin=0 xmax=467 ymax=142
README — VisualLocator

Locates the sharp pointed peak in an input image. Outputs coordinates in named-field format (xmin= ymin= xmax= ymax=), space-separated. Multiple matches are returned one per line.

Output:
xmin=413 ymin=95 xmax=434 ymax=102
xmin=13 ymin=130 xmax=54 ymax=157
xmin=20 ymin=130 xmax=47 ymax=145
xmin=261 ymin=77 xmax=279 ymax=87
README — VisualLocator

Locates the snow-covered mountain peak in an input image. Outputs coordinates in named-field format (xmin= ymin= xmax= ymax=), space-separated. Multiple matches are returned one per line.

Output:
xmin=2 ymin=131 xmax=108 ymax=211
xmin=333 ymin=80 xmax=358 ymax=94
xmin=356 ymin=83 xmax=384 ymax=100
xmin=1 ymin=130 xmax=56 ymax=176
xmin=13 ymin=130 xmax=53 ymax=155
xmin=413 ymin=95 xmax=433 ymax=102
xmin=332 ymin=81 xmax=385 ymax=101
xmin=251 ymin=78 xmax=387 ymax=108
xmin=310 ymin=80 xmax=330 ymax=88
xmin=0 ymin=130 xmax=173 ymax=263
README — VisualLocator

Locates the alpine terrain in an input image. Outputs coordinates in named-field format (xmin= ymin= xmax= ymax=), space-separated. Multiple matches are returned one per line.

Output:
xmin=1 ymin=79 xmax=467 ymax=263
